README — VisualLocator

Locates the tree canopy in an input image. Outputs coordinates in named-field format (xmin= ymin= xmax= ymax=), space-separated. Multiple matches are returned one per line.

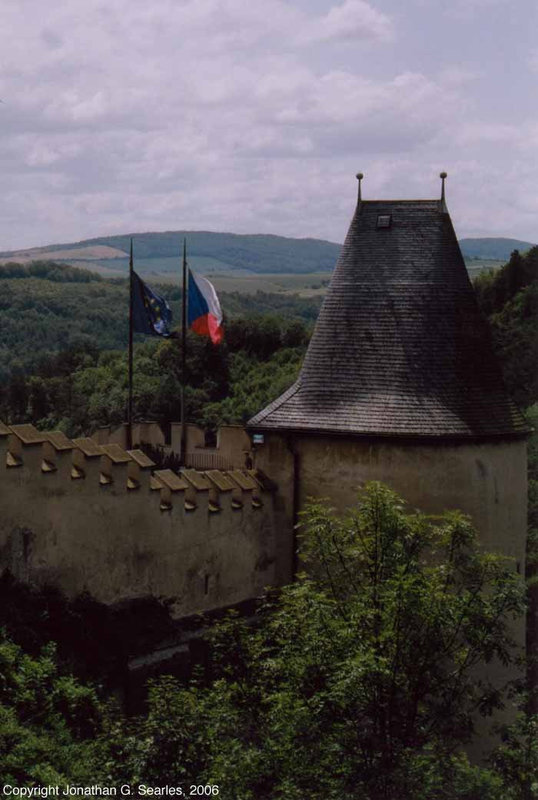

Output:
xmin=474 ymin=246 xmax=538 ymax=409
xmin=0 ymin=486 xmax=534 ymax=797
xmin=96 ymin=484 xmax=530 ymax=799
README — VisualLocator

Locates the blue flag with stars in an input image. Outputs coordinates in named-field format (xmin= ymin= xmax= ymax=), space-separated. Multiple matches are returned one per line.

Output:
xmin=132 ymin=272 xmax=173 ymax=337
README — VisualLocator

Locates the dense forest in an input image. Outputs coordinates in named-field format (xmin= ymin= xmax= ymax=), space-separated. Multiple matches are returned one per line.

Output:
xmin=1 ymin=248 xmax=537 ymax=797
xmin=0 ymin=320 xmax=309 ymax=436
xmin=0 ymin=245 xmax=536 ymax=439
xmin=0 ymin=259 xmax=320 ymax=433
xmin=473 ymin=246 xmax=538 ymax=409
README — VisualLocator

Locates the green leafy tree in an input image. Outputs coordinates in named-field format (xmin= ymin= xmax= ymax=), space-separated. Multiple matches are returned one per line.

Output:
xmin=102 ymin=483 xmax=526 ymax=799
xmin=7 ymin=369 xmax=28 ymax=423
xmin=0 ymin=634 xmax=101 ymax=784
xmin=491 ymin=709 xmax=538 ymax=800
xmin=474 ymin=247 xmax=538 ymax=408
xmin=525 ymin=405 xmax=538 ymax=716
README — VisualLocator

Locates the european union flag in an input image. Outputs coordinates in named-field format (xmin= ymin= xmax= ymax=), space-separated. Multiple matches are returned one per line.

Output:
xmin=132 ymin=272 xmax=173 ymax=337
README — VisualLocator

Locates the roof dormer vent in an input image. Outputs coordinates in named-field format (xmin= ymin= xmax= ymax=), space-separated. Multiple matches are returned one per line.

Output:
xmin=376 ymin=214 xmax=391 ymax=229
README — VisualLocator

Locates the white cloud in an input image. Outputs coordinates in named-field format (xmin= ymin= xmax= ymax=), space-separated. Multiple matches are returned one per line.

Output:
xmin=0 ymin=0 xmax=536 ymax=248
xmin=297 ymin=0 xmax=394 ymax=44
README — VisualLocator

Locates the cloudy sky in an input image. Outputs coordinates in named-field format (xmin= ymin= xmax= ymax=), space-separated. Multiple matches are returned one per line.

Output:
xmin=1 ymin=0 xmax=537 ymax=250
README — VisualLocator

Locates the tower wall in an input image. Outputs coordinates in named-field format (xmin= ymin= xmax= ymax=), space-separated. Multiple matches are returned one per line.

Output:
xmin=254 ymin=430 xmax=528 ymax=756
xmin=256 ymin=432 xmax=527 ymax=563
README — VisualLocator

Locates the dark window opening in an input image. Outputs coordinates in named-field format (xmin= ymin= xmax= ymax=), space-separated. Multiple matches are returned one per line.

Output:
xmin=204 ymin=429 xmax=217 ymax=448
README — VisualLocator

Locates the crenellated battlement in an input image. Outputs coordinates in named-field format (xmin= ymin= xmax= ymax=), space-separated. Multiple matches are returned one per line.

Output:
xmin=0 ymin=422 xmax=266 ymax=514
xmin=0 ymin=421 xmax=288 ymax=620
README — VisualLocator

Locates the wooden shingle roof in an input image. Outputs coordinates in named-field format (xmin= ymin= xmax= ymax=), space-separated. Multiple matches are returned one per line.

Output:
xmin=249 ymin=198 xmax=528 ymax=439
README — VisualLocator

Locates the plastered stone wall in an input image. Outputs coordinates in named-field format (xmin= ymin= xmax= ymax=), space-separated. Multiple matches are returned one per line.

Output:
xmin=94 ymin=421 xmax=253 ymax=469
xmin=93 ymin=421 xmax=167 ymax=449
xmin=0 ymin=424 xmax=279 ymax=618
xmin=251 ymin=433 xmax=296 ymax=585
xmin=254 ymin=431 xmax=528 ymax=756
xmin=255 ymin=433 xmax=527 ymax=566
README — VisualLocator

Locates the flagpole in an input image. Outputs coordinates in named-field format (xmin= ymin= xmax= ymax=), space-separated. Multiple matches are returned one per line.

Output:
xmin=127 ymin=238 xmax=134 ymax=450
xmin=180 ymin=238 xmax=187 ymax=467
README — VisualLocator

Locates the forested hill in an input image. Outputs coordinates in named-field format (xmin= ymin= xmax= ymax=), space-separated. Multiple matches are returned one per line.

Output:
xmin=0 ymin=258 xmax=317 ymax=436
xmin=2 ymin=231 xmax=535 ymax=278
xmin=0 ymin=231 xmax=342 ymax=276
xmin=460 ymin=237 xmax=536 ymax=260
xmin=0 ymin=260 xmax=322 ymax=382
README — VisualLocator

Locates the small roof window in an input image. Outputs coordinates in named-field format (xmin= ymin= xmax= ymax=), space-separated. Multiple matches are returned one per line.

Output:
xmin=376 ymin=214 xmax=391 ymax=229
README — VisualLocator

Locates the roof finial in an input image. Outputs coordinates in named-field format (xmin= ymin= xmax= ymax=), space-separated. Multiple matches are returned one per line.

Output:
xmin=440 ymin=171 xmax=447 ymax=202
xmin=356 ymin=172 xmax=364 ymax=203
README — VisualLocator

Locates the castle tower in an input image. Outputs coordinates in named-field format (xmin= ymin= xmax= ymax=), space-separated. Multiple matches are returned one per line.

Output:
xmin=249 ymin=174 xmax=529 ymax=582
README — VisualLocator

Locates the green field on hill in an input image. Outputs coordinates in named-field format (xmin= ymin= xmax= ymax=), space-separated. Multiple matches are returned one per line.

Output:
xmin=465 ymin=258 xmax=506 ymax=277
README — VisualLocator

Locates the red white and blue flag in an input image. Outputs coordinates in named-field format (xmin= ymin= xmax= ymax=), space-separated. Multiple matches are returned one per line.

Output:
xmin=187 ymin=269 xmax=224 ymax=344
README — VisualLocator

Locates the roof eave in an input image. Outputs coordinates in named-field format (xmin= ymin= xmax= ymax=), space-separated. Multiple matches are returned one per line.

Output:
xmin=246 ymin=422 xmax=532 ymax=445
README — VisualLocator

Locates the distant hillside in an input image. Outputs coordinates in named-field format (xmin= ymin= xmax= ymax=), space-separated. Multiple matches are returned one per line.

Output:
xmin=0 ymin=231 xmax=342 ymax=276
xmin=2 ymin=231 xmax=536 ymax=279
xmin=0 ymin=260 xmax=322 ymax=380
xmin=460 ymin=237 xmax=536 ymax=261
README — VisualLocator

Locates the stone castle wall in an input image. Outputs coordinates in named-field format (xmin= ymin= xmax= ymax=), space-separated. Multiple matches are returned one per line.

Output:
xmin=0 ymin=420 xmax=528 ymax=643
xmin=254 ymin=432 xmax=528 ymax=565
xmin=0 ymin=422 xmax=283 ymax=618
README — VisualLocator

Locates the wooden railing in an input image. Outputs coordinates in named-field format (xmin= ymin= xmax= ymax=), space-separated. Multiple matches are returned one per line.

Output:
xmin=185 ymin=451 xmax=234 ymax=471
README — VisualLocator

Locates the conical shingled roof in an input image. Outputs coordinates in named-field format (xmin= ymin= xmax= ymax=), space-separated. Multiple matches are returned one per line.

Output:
xmin=248 ymin=196 xmax=528 ymax=439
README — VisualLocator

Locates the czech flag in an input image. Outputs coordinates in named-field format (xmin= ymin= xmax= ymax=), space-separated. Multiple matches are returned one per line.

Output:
xmin=187 ymin=269 xmax=224 ymax=344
